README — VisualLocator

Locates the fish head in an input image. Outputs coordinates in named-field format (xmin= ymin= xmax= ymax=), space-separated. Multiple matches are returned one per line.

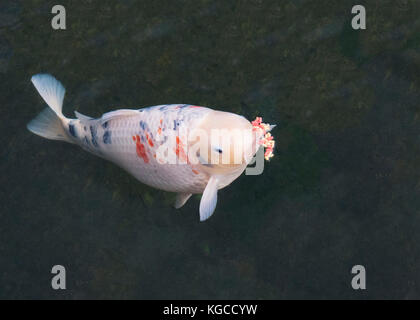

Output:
xmin=189 ymin=110 xmax=264 ymax=175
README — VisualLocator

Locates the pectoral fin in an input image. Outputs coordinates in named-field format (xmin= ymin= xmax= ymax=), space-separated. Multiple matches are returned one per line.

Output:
xmin=174 ymin=193 xmax=192 ymax=209
xmin=199 ymin=176 xmax=219 ymax=221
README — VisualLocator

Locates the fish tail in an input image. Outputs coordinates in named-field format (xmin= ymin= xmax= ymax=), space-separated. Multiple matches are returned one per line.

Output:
xmin=27 ymin=74 xmax=73 ymax=143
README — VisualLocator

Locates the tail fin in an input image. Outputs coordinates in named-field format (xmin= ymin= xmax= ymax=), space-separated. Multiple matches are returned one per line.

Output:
xmin=27 ymin=74 xmax=73 ymax=143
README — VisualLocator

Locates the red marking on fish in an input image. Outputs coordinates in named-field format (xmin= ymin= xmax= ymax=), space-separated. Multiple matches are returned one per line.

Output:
xmin=134 ymin=135 xmax=149 ymax=163
xmin=157 ymin=127 xmax=162 ymax=135
xmin=146 ymin=133 xmax=154 ymax=147
xmin=192 ymin=169 xmax=199 ymax=175
xmin=189 ymin=105 xmax=201 ymax=108
xmin=175 ymin=136 xmax=188 ymax=163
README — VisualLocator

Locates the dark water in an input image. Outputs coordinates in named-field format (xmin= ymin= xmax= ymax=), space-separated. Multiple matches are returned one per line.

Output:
xmin=1 ymin=0 xmax=420 ymax=299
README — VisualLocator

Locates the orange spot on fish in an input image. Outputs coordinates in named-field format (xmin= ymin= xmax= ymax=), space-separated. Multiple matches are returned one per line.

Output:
xmin=145 ymin=133 xmax=154 ymax=147
xmin=189 ymin=105 xmax=201 ymax=108
xmin=175 ymin=136 xmax=188 ymax=163
xmin=192 ymin=169 xmax=199 ymax=175
xmin=157 ymin=127 xmax=162 ymax=135
xmin=134 ymin=134 xmax=149 ymax=163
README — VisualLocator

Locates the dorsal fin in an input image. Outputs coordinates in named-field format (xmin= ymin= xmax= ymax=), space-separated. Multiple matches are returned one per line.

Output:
xmin=74 ymin=111 xmax=93 ymax=122
xmin=98 ymin=109 xmax=141 ymax=125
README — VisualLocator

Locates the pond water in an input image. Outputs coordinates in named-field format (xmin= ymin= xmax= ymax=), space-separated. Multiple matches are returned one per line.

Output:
xmin=1 ymin=0 xmax=420 ymax=299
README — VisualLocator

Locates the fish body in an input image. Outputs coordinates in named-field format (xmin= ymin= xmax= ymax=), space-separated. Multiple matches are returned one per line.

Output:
xmin=27 ymin=74 xmax=274 ymax=221
xmin=68 ymin=104 xmax=228 ymax=194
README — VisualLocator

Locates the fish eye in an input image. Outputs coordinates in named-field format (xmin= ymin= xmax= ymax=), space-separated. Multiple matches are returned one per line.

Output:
xmin=214 ymin=147 xmax=223 ymax=154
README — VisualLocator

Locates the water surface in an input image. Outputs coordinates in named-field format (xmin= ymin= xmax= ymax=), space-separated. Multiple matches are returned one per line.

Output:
xmin=1 ymin=0 xmax=420 ymax=299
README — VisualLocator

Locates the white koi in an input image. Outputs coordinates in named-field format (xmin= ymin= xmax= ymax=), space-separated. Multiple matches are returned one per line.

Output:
xmin=27 ymin=74 xmax=275 ymax=221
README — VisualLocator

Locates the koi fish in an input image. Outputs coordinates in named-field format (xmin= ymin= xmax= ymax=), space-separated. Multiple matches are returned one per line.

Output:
xmin=27 ymin=74 xmax=275 ymax=221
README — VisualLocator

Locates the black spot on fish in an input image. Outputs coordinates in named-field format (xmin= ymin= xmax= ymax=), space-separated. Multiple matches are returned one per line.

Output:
xmin=83 ymin=136 xmax=90 ymax=145
xmin=90 ymin=125 xmax=99 ymax=147
xmin=102 ymin=121 xmax=108 ymax=129
xmin=103 ymin=131 xmax=111 ymax=144
xmin=140 ymin=120 xmax=148 ymax=130
xmin=173 ymin=120 xmax=180 ymax=130
xmin=69 ymin=124 xmax=77 ymax=137
xmin=160 ymin=135 xmax=168 ymax=144
xmin=214 ymin=147 xmax=223 ymax=154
